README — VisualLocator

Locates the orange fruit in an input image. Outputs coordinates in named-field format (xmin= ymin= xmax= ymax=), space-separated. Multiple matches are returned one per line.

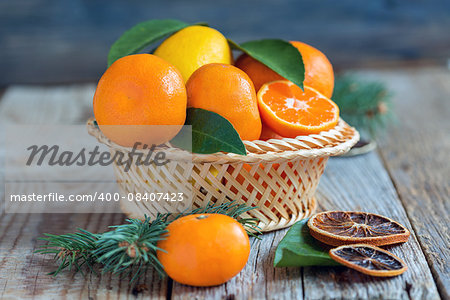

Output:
xmin=257 ymin=81 xmax=339 ymax=137
xmin=259 ymin=124 xmax=284 ymax=140
xmin=93 ymin=54 xmax=187 ymax=147
xmin=308 ymin=211 xmax=410 ymax=247
xmin=235 ymin=41 xmax=334 ymax=98
xmin=186 ymin=63 xmax=262 ymax=141
xmin=329 ymin=244 xmax=408 ymax=277
xmin=156 ymin=214 xmax=250 ymax=286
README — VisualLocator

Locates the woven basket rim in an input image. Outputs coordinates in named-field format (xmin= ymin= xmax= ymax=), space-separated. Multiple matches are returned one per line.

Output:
xmin=86 ymin=118 xmax=359 ymax=163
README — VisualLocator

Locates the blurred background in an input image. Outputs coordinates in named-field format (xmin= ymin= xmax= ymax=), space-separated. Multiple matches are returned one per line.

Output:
xmin=1 ymin=0 xmax=449 ymax=86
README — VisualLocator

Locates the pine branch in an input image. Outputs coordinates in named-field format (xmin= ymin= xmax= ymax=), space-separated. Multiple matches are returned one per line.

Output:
xmin=171 ymin=201 xmax=262 ymax=237
xmin=93 ymin=215 xmax=168 ymax=278
xmin=35 ymin=229 xmax=98 ymax=276
xmin=35 ymin=201 xmax=261 ymax=282
xmin=332 ymin=74 xmax=395 ymax=138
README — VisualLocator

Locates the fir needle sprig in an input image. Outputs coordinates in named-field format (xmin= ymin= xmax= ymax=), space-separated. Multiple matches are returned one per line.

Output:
xmin=173 ymin=200 xmax=261 ymax=237
xmin=332 ymin=74 xmax=394 ymax=138
xmin=35 ymin=201 xmax=261 ymax=282
xmin=93 ymin=215 xmax=168 ymax=281
xmin=35 ymin=229 xmax=98 ymax=276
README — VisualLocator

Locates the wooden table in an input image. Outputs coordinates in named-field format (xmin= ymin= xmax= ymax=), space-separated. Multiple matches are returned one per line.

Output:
xmin=0 ymin=67 xmax=448 ymax=299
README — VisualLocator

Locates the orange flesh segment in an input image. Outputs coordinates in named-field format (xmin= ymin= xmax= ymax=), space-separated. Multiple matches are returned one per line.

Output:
xmin=262 ymin=81 xmax=337 ymax=126
xmin=257 ymin=81 xmax=339 ymax=137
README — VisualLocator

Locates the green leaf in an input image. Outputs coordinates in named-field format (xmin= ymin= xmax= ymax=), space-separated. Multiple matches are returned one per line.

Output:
xmin=107 ymin=19 xmax=189 ymax=67
xmin=274 ymin=219 xmax=340 ymax=267
xmin=229 ymin=38 xmax=305 ymax=89
xmin=171 ymin=108 xmax=246 ymax=155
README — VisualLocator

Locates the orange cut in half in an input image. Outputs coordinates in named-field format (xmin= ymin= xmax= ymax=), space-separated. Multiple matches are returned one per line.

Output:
xmin=329 ymin=244 xmax=408 ymax=277
xmin=308 ymin=211 xmax=410 ymax=246
xmin=257 ymin=81 xmax=339 ymax=137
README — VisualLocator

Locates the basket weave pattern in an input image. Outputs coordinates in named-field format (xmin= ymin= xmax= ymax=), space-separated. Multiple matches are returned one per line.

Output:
xmin=87 ymin=119 xmax=359 ymax=232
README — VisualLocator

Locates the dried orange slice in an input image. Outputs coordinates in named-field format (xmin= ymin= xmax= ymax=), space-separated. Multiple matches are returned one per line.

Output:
xmin=329 ymin=244 xmax=408 ymax=277
xmin=308 ymin=211 xmax=410 ymax=246
xmin=257 ymin=81 xmax=339 ymax=137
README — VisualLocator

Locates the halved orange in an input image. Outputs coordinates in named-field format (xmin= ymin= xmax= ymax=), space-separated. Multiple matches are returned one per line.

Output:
xmin=329 ymin=244 xmax=408 ymax=277
xmin=308 ymin=211 xmax=410 ymax=246
xmin=257 ymin=81 xmax=339 ymax=137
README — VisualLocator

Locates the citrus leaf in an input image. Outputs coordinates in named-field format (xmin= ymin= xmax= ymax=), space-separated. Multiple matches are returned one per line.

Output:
xmin=171 ymin=108 xmax=246 ymax=155
xmin=108 ymin=19 xmax=189 ymax=66
xmin=228 ymin=38 xmax=305 ymax=89
xmin=274 ymin=219 xmax=340 ymax=267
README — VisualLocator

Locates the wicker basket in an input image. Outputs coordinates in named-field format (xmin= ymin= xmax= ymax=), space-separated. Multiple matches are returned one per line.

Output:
xmin=87 ymin=118 xmax=358 ymax=232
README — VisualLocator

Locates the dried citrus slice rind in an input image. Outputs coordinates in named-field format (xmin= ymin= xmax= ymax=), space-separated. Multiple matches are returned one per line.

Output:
xmin=329 ymin=244 xmax=408 ymax=277
xmin=308 ymin=211 xmax=410 ymax=246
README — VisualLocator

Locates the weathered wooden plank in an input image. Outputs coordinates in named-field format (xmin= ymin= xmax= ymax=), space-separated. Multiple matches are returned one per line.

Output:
xmin=0 ymin=85 xmax=169 ymax=299
xmin=0 ymin=213 xmax=169 ymax=299
xmin=308 ymin=153 xmax=440 ymax=300
xmin=357 ymin=67 xmax=449 ymax=299
xmin=0 ymin=84 xmax=95 ymax=124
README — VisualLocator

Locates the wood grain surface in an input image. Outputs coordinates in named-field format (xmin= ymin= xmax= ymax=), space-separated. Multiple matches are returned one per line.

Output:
xmin=360 ymin=67 xmax=450 ymax=299
xmin=0 ymin=67 xmax=448 ymax=299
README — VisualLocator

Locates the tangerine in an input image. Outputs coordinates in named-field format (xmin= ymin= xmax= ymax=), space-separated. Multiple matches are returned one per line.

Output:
xmin=186 ymin=63 xmax=262 ymax=141
xmin=259 ymin=124 xmax=284 ymax=140
xmin=257 ymin=81 xmax=339 ymax=137
xmin=156 ymin=214 xmax=250 ymax=286
xmin=93 ymin=54 xmax=187 ymax=147
xmin=235 ymin=41 xmax=334 ymax=98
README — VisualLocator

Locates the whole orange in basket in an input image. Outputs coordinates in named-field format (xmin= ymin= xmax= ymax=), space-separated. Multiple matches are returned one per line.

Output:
xmin=156 ymin=214 xmax=250 ymax=287
xmin=186 ymin=63 xmax=262 ymax=141
xmin=93 ymin=54 xmax=187 ymax=147
xmin=235 ymin=41 xmax=334 ymax=98
xmin=257 ymin=81 xmax=339 ymax=137
xmin=259 ymin=124 xmax=284 ymax=140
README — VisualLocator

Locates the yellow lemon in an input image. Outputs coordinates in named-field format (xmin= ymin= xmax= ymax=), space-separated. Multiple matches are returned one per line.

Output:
xmin=208 ymin=166 xmax=220 ymax=186
xmin=154 ymin=25 xmax=232 ymax=82
xmin=189 ymin=166 xmax=220 ymax=187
